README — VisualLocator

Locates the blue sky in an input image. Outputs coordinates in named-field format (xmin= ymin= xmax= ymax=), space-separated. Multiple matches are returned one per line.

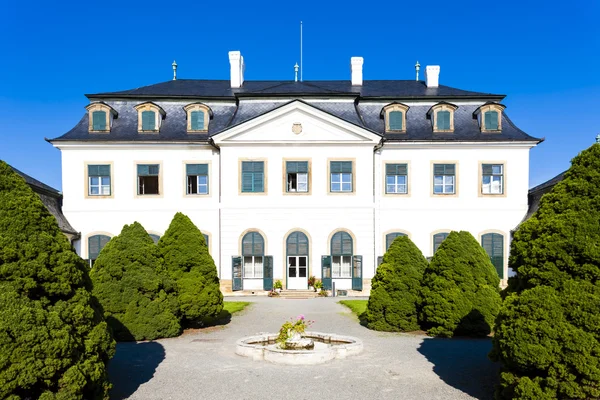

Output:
xmin=1 ymin=0 xmax=598 ymax=190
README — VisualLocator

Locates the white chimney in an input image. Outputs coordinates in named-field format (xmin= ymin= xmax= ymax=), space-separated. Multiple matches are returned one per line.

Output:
xmin=229 ymin=51 xmax=245 ymax=88
xmin=425 ymin=65 xmax=440 ymax=88
xmin=351 ymin=57 xmax=363 ymax=86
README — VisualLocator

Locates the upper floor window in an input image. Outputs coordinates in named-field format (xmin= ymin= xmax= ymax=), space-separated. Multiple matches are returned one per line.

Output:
xmin=433 ymin=232 xmax=450 ymax=253
xmin=87 ymin=164 xmax=111 ymax=196
xmin=482 ymin=164 xmax=504 ymax=195
xmin=330 ymin=161 xmax=353 ymax=192
xmin=427 ymin=102 xmax=457 ymax=133
xmin=184 ymin=103 xmax=212 ymax=133
xmin=474 ymin=103 xmax=505 ymax=133
xmin=137 ymin=164 xmax=160 ymax=195
xmin=385 ymin=163 xmax=408 ymax=194
xmin=241 ymin=161 xmax=265 ymax=193
xmin=433 ymin=164 xmax=456 ymax=195
xmin=186 ymin=164 xmax=209 ymax=195
xmin=86 ymin=102 xmax=117 ymax=133
xmin=286 ymin=161 xmax=308 ymax=193
xmin=381 ymin=103 xmax=409 ymax=133
xmin=135 ymin=102 xmax=165 ymax=133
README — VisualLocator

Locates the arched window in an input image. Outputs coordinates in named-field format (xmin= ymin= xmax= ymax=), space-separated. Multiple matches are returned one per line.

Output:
xmin=381 ymin=103 xmax=409 ymax=133
xmin=287 ymin=231 xmax=308 ymax=255
xmin=242 ymin=232 xmax=264 ymax=278
xmin=184 ymin=103 xmax=212 ymax=133
xmin=427 ymin=102 xmax=457 ymax=133
xmin=135 ymin=102 xmax=165 ymax=132
xmin=85 ymin=102 xmax=117 ymax=133
xmin=149 ymin=234 xmax=160 ymax=244
xmin=287 ymin=231 xmax=309 ymax=286
xmin=433 ymin=232 xmax=450 ymax=253
xmin=88 ymin=234 xmax=111 ymax=261
xmin=474 ymin=103 xmax=505 ymax=132
xmin=331 ymin=231 xmax=353 ymax=278
xmin=482 ymin=233 xmax=504 ymax=278
xmin=385 ymin=232 xmax=407 ymax=251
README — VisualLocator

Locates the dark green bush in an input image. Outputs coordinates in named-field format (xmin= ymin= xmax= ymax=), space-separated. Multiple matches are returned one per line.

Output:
xmin=0 ymin=161 xmax=115 ymax=399
xmin=491 ymin=144 xmax=600 ymax=399
xmin=420 ymin=231 xmax=501 ymax=337
xmin=158 ymin=213 xmax=223 ymax=325
xmin=365 ymin=236 xmax=428 ymax=331
xmin=90 ymin=222 xmax=180 ymax=341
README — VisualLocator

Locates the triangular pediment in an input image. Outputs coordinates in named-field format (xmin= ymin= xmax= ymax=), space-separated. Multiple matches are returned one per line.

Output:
xmin=212 ymin=100 xmax=381 ymax=145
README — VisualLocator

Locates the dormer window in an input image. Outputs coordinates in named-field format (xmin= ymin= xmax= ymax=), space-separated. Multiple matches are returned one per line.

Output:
xmin=381 ymin=103 xmax=409 ymax=133
xmin=427 ymin=102 xmax=457 ymax=133
xmin=85 ymin=102 xmax=117 ymax=133
xmin=474 ymin=103 xmax=505 ymax=133
xmin=135 ymin=102 xmax=165 ymax=133
xmin=184 ymin=103 xmax=212 ymax=133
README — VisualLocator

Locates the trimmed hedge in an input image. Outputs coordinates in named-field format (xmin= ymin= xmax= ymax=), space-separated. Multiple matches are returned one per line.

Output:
xmin=490 ymin=144 xmax=600 ymax=399
xmin=365 ymin=235 xmax=428 ymax=331
xmin=90 ymin=222 xmax=180 ymax=341
xmin=0 ymin=161 xmax=115 ymax=399
xmin=420 ymin=231 xmax=501 ymax=337
xmin=158 ymin=213 xmax=223 ymax=324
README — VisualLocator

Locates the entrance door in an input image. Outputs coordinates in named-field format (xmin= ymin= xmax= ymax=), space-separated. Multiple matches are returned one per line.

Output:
xmin=287 ymin=256 xmax=308 ymax=289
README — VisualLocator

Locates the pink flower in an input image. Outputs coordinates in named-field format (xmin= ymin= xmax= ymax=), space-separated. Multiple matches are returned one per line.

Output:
xmin=298 ymin=314 xmax=305 ymax=320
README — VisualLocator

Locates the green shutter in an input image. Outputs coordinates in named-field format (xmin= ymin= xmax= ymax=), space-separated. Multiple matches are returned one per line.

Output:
xmin=202 ymin=234 xmax=209 ymax=247
xmin=389 ymin=111 xmax=403 ymax=130
xmin=331 ymin=232 xmax=353 ymax=255
xmin=434 ymin=164 xmax=455 ymax=175
xmin=482 ymin=233 xmax=504 ymax=278
xmin=92 ymin=111 xmax=107 ymax=130
xmin=263 ymin=256 xmax=273 ymax=291
xmin=253 ymin=173 xmax=264 ymax=192
xmin=88 ymin=235 xmax=110 ymax=260
xmin=352 ymin=255 xmax=363 ymax=290
xmin=286 ymin=161 xmax=308 ymax=173
xmin=321 ymin=256 xmax=332 ymax=290
xmin=191 ymin=111 xmax=205 ymax=130
xmin=330 ymin=161 xmax=352 ymax=174
xmin=386 ymin=232 xmax=407 ymax=250
xmin=242 ymin=232 xmax=264 ymax=256
xmin=232 ymin=256 xmax=243 ymax=291
xmin=437 ymin=110 xmax=450 ymax=130
xmin=482 ymin=164 xmax=494 ymax=175
xmin=433 ymin=233 xmax=449 ymax=253
xmin=88 ymin=164 xmax=110 ymax=176
xmin=137 ymin=164 xmax=159 ymax=176
xmin=484 ymin=111 xmax=499 ymax=130
xmin=242 ymin=161 xmax=264 ymax=173
xmin=186 ymin=164 xmax=208 ymax=175
xmin=386 ymin=164 xmax=407 ymax=175
xmin=142 ymin=111 xmax=155 ymax=130
xmin=241 ymin=172 xmax=254 ymax=192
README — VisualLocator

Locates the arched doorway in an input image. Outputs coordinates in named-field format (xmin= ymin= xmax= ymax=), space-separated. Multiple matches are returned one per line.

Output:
xmin=286 ymin=231 xmax=309 ymax=290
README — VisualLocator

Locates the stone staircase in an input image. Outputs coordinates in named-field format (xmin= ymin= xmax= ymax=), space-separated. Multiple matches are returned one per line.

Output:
xmin=277 ymin=290 xmax=320 ymax=299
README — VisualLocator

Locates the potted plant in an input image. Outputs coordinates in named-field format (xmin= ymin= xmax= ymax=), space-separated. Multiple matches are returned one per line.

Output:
xmin=307 ymin=275 xmax=316 ymax=290
xmin=314 ymin=280 xmax=323 ymax=293
xmin=274 ymin=280 xmax=283 ymax=293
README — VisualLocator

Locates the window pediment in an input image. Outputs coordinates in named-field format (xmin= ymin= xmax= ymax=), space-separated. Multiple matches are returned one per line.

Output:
xmin=85 ymin=102 xmax=118 ymax=133
xmin=473 ymin=102 xmax=505 ymax=133
xmin=134 ymin=102 xmax=166 ymax=133
xmin=427 ymin=102 xmax=458 ymax=133
xmin=380 ymin=102 xmax=410 ymax=133
xmin=183 ymin=103 xmax=213 ymax=133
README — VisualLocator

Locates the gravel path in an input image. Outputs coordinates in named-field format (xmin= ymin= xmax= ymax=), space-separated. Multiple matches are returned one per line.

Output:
xmin=108 ymin=296 xmax=500 ymax=400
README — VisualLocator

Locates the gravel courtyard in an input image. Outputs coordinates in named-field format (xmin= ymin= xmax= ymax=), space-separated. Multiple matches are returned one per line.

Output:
xmin=108 ymin=296 xmax=500 ymax=399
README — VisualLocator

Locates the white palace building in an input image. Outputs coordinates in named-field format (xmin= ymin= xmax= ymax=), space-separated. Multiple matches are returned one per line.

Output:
xmin=48 ymin=51 xmax=542 ymax=294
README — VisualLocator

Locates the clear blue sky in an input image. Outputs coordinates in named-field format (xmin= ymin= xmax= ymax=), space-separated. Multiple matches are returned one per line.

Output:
xmin=1 ymin=0 xmax=598 ymax=190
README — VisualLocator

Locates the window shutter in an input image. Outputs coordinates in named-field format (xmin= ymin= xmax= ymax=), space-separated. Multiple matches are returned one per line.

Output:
xmin=482 ymin=233 xmax=504 ymax=278
xmin=88 ymin=235 xmax=110 ymax=260
xmin=386 ymin=232 xmax=407 ymax=250
xmin=331 ymin=161 xmax=352 ymax=174
xmin=253 ymin=173 xmax=264 ymax=192
xmin=437 ymin=110 xmax=450 ymax=130
xmin=331 ymin=232 xmax=353 ymax=256
xmin=186 ymin=164 xmax=208 ymax=175
xmin=433 ymin=233 xmax=449 ymax=252
xmin=386 ymin=164 xmax=407 ymax=175
xmin=389 ymin=111 xmax=403 ymax=130
xmin=286 ymin=161 xmax=308 ymax=173
xmin=202 ymin=234 xmax=209 ymax=247
xmin=485 ymin=111 xmax=499 ymax=130
xmin=92 ymin=111 xmax=107 ymax=130
xmin=191 ymin=111 xmax=205 ymax=130
xmin=331 ymin=233 xmax=342 ymax=255
xmin=138 ymin=164 xmax=159 ymax=176
xmin=88 ymin=165 xmax=110 ymax=176
xmin=241 ymin=172 xmax=254 ymax=192
xmin=482 ymin=164 xmax=494 ymax=175
xmin=434 ymin=164 xmax=455 ymax=175
xmin=142 ymin=111 xmax=155 ymax=130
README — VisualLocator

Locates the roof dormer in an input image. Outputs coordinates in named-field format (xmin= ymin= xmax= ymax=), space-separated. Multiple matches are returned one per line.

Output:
xmin=183 ymin=103 xmax=213 ymax=133
xmin=427 ymin=102 xmax=458 ymax=133
xmin=381 ymin=102 xmax=410 ymax=133
xmin=474 ymin=102 xmax=506 ymax=133
xmin=85 ymin=102 xmax=118 ymax=133
xmin=134 ymin=102 xmax=166 ymax=133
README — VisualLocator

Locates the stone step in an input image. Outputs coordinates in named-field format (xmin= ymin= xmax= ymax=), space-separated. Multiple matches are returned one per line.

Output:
xmin=277 ymin=290 xmax=320 ymax=298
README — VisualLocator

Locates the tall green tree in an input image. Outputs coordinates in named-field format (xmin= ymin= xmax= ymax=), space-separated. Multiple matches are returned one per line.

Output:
xmin=91 ymin=222 xmax=180 ymax=341
xmin=158 ymin=212 xmax=223 ymax=324
xmin=420 ymin=231 xmax=501 ymax=337
xmin=0 ymin=161 xmax=115 ymax=399
xmin=491 ymin=144 xmax=600 ymax=399
xmin=365 ymin=236 xmax=427 ymax=331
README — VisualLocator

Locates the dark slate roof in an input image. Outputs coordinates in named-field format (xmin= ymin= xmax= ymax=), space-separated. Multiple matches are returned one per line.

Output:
xmin=88 ymin=79 xmax=505 ymax=100
xmin=11 ymin=166 xmax=78 ymax=235
xmin=518 ymin=171 xmax=566 ymax=227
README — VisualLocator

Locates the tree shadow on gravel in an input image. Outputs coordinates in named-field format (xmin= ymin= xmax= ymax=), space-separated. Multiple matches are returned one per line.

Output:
xmin=417 ymin=337 xmax=500 ymax=399
xmin=108 ymin=341 xmax=166 ymax=399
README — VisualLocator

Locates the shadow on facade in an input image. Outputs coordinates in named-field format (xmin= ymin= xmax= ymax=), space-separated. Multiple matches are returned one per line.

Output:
xmin=417 ymin=336 xmax=500 ymax=399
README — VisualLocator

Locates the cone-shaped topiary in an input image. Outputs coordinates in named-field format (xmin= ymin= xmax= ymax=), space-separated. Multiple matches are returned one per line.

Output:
xmin=490 ymin=144 xmax=600 ymax=399
xmin=365 ymin=235 xmax=428 ymax=331
xmin=420 ymin=231 xmax=501 ymax=337
xmin=158 ymin=212 xmax=223 ymax=325
xmin=90 ymin=222 xmax=180 ymax=341
xmin=0 ymin=161 xmax=115 ymax=399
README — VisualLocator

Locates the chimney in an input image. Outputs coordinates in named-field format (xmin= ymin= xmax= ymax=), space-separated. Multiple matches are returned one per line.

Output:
xmin=229 ymin=51 xmax=245 ymax=88
xmin=425 ymin=65 xmax=440 ymax=88
xmin=351 ymin=57 xmax=363 ymax=86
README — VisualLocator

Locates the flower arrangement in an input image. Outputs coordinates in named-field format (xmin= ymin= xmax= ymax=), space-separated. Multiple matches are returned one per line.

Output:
xmin=308 ymin=276 xmax=316 ymax=288
xmin=276 ymin=315 xmax=314 ymax=347
xmin=314 ymin=280 xmax=323 ymax=292
xmin=274 ymin=280 xmax=283 ymax=290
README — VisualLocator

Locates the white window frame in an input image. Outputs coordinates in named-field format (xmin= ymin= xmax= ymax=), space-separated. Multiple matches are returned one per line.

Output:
xmin=287 ymin=172 xmax=308 ymax=192
xmin=331 ymin=173 xmax=352 ymax=192
xmin=434 ymin=174 xmax=455 ymax=194
xmin=482 ymin=164 xmax=504 ymax=194
xmin=89 ymin=175 xmax=111 ymax=196
xmin=187 ymin=174 xmax=208 ymax=195
xmin=386 ymin=174 xmax=407 ymax=194
xmin=243 ymin=255 xmax=264 ymax=278
xmin=332 ymin=255 xmax=352 ymax=278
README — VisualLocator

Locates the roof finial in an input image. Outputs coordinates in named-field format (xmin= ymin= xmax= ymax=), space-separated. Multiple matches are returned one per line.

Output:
xmin=172 ymin=60 xmax=178 ymax=81
xmin=294 ymin=63 xmax=299 ymax=82
xmin=596 ymin=133 xmax=600 ymax=143
xmin=415 ymin=61 xmax=420 ymax=81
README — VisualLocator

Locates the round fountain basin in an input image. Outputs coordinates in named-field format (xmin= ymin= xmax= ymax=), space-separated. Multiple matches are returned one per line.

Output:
xmin=236 ymin=331 xmax=363 ymax=365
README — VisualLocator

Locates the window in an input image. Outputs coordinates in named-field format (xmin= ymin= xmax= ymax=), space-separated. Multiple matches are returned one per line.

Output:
xmin=242 ymin=232 xmax=264 ymax=278
xmin=202 ymin=233 xmax=209 ymax=248
xmin=389 ymin=111 xmax=403 ymax=131
xmin=184 ymin=103 xmax=211 ymax=132
xmin=149 ymin=234 xmax=160 ymax=244
xmin=86 ymin=102 xmax=117 ymax=132
xmin=433 ymin=232 xmax=449 ymax=253
xmin=485 ymin=111 xmax=499 ymax=130
xmin=437 ymin=111 xmax=450 ymax=130
xmin=241 ymin=161 xmax=264 ymax=193
xmin=331 ymin=231 xmax=353 ymax=278
xmin=137 ymin=164 xmax=160 ymax=195
xmin=428 ymin=102 xmax=457 ymax=133
xmin=88 ymin=165 xmax=111 ymax=196
xmin=386 ymin=232 xmax=407 ymax=251
xmin=191 ymin=111 xmax=205 ymax=131
xmin=286 ymin=161 xmax=308 ymax=193
xmin=382 ymin=103 xmax=409 ymax=133
xmin=433 ymin=164 xmax=456 ymax=194
xmin=142 ymin=111 xmax=155 ymax=131
xmin=88 ymin=234 xmax=111 ymax=261
xmin=330 ymin=161 xmax=353 ymax=192
xmin=135 ymin=102 xmax=165 ymax=132
xmin=186 ymin=164 xmax=209 ymax=195
xmin=92 ymin=111 xmax=107 ymax=131
xmin=482 ymin=233 xmax=504 ymax=278
xmin=482 ymin=164 xmax=504 ymax=194
xmin=385 ymin=163 xmax=407 ymax=194
xmin=474 ymin=103 xmax=504 ymax=132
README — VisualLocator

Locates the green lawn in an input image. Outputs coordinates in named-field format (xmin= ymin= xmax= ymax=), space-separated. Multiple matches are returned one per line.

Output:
xmin=223 ymin=301 xmax=251 ymax=315
xmin=201 ymin=301 xmax=251 ymax=327
xmin=338 ymin=300 xmax=368 ymax=325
